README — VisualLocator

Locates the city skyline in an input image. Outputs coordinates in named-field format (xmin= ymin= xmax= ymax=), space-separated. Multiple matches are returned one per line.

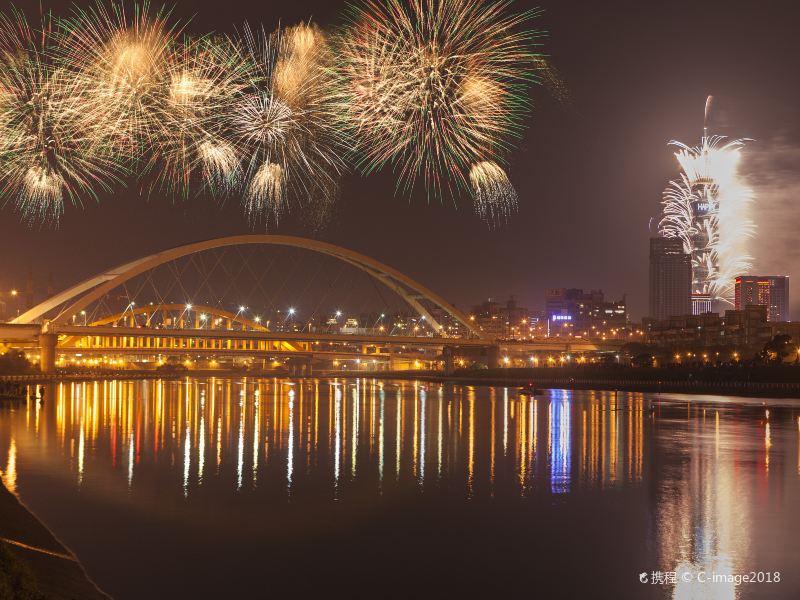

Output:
xmin=0 ymin=0 xmax=799 ymax=321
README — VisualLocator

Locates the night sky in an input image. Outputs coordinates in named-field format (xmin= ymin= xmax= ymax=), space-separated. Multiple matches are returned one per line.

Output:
xmin=1 ymin=0 xmax=799 ymax=319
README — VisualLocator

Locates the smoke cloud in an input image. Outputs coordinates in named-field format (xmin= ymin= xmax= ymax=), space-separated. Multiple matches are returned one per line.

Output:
xmin=742 ymin=135 xmax=800 ymax=319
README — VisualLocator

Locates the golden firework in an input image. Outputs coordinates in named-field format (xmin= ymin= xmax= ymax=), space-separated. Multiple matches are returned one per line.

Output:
xmin=229 ymin=23 xmax=346 ymax=226
xmin=0 ymin=10 xmax=122 ymax=224
xmin=337 ymin=0 xmax=541 ymax=218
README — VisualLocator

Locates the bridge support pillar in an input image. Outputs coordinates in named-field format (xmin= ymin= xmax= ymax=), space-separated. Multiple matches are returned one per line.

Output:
xmin=442 ymin=347 xmax=455 ymax=375
xmin=388 ymin=347 xmax=402 ymax=372
xmin=486 ymin=345 xmax=500 ymax=370
xmin=39 ymin=333 xmax=58 ymax=375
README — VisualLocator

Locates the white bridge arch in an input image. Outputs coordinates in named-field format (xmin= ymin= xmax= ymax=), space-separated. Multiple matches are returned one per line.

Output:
xmin=14 ymin=235 xmax=484 ymax=339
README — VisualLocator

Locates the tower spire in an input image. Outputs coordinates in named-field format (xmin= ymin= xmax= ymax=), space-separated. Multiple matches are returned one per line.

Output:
xmin=703 ymin=95 xmax=713 ymax=141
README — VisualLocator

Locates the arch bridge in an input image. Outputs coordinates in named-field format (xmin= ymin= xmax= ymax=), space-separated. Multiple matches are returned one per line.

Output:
xmin=7 ymin=235 xmax=499 ymax=374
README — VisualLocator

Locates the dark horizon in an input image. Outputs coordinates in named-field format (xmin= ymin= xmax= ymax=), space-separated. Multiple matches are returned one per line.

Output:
xmin=1 ymin=0 xmax=799 ymax=319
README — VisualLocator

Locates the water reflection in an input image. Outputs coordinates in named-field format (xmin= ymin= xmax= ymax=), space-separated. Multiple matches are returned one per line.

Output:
xmin=0 ymin=379 xmax=797 ymax=599
xmin=0 ymin=437 xmax=16 ymax=494
xmin=653 ymin=402 xmax=787 ymax=600
xmin=0 ymin=380 xmax=656 ymax=500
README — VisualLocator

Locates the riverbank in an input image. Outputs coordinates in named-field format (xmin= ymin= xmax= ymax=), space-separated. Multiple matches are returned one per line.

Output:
xmin=334 ymin=365 xmax=800 ymax=398
xmin=0 ymin=371 xmax=180 ymax=385
xmin=4 ymin=365 xmax=800 ymax=398
xmin=0 ymin=480 xmax=108 ymax=599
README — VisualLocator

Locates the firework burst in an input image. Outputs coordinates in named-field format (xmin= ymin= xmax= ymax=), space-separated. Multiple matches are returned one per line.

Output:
xmin=0 ymin=10 xmax=121 ymax=224
xmin=337 ymin=0 xmax=541 ymax=219
xmin=229 ymin=23 xmax=345 ymax=226
xmin=152 ymin=35 xmax=249 ymax=196
xmin=56 ymin=1 xmax=180 ymax=155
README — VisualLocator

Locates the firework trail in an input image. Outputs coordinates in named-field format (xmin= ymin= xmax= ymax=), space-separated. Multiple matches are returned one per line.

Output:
xmin=470 ymin=161 xmax=518 ymax=228
xmin=659 ymin=97 xmax=755 ymax=306
xmin=336 ymin=0 xmax=541 ymax=222
xmin=534 ymin=57 xmax=570 ymax=105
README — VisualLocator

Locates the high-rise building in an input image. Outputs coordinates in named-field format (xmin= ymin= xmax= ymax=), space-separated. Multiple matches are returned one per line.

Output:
xmin=649 ymin=237 xmax=692 ymax=320
xmin=734 ymin=276 xmax=790 ymax=322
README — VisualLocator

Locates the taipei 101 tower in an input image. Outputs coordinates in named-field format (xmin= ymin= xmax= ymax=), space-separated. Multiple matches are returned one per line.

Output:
xmin=658 ymin=96 xmax=755 ymax=313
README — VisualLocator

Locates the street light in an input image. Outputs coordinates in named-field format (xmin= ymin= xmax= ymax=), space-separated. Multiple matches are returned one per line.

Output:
xmin=10 ymin=289 xmax=19 ymax=316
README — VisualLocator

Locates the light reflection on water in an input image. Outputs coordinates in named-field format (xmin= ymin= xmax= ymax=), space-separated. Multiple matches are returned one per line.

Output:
xmin=0 ymin=378 xmax=797 ymax=599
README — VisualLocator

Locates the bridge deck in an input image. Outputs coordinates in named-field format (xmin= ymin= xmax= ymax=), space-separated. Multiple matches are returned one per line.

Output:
xmin=52 ymin=325 xmax=490 ymax=347
xmin=2 ymin=323 xmax=625 ymax=352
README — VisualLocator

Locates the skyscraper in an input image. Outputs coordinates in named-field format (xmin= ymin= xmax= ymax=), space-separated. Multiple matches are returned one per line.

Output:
xmin=658 ymin=97 xmax=754 ymax=308
xmin=734 ymin=276 xmax=790 ymax=322
xmin=649 ymin=237 xmax=692 ymax=320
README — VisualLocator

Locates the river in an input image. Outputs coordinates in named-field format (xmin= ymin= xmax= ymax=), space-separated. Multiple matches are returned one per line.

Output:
xmin=0 ymin=377 xmax=797 ymax=599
